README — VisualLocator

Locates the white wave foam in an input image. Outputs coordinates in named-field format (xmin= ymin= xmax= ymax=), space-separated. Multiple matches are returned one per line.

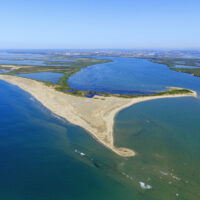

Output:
xmin=172 ymin=175 xmax=181 ymax=181
xmin=160 ymin=171 xmax=168 ymax=176
xmin=176 ymin=193 xmax=180 ymax=198
xmin=160 ymin=170 xmax=181 ymax=181
xmin=121 ymin=172 xmax=133 ymax=180
xmin=139 ymin=182 xmax=152 ymax=190
xmin=75 ymin=149 xmax=86 ymax=157
xmin=51 ymin=113 xmax=64 ymax=121
xmin=29 ymin=97 xmax=35 ymax=101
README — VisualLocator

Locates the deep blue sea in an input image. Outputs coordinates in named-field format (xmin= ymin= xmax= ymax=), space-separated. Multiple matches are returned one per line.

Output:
xmin=0 ymin=55 xmax=200 ymax=199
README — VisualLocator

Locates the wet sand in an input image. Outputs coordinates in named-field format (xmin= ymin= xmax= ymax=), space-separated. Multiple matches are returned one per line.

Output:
xmin=0 ymin=75 xmax=197 ymax=157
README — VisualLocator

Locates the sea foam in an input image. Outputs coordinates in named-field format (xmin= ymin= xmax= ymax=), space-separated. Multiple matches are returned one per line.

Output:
xmin=139 ymin=182 xmax=152 ymax=190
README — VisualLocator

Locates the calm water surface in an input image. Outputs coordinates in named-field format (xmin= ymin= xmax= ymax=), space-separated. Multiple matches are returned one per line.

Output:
xmin=0 ymin=70 xmax=10 ymax=73
xmin=0 ymin=80 xmax=143 ymax=200
xmin=173 ymin=65 xmax=200 ymax=69
xmin=16 ymin=72 xmax=64 ymax=84
xmin=0 ymin=56 xmax=200 ymax=199
xmin=68 ymin=57 xmax=200 ymax=95
xmin=0 ymin=59 xmax=45 ymax=66
xmin=0 ymin=51 xmax=72 ymax=66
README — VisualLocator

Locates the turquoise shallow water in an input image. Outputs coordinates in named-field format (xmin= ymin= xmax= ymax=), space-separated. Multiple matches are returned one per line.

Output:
xmin=114 ymin=97 xmax=200 ymax=199
xmin=0 ymin=80 xmax=146 ymax=200
xmin=0 ymin=55 xmax=200 ymax=199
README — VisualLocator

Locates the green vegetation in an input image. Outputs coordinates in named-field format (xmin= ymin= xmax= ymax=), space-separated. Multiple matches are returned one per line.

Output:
xmin=149 ymin=57 xmax=200 ymax=77
xmin=172 ymin=68 xmax=200 ymax=77
xmin=0 ymin=56 xmax=194 ymax=98
xmin=150 ymin=58 xmax=200 ymax=68
xmin=0 ymin=57 xmax=112 ymax=97
xmin=100 ymin=88 xmax=193 ymax=98
xmin=51 ymin=57 xmax=112 ymax=96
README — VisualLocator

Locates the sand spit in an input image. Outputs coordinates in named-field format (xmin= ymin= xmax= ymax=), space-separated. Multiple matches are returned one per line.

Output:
xmin=0 ymin=65 xmax=22 ymax=70
xmin=0 ymin=75 xmax=197 ymax=157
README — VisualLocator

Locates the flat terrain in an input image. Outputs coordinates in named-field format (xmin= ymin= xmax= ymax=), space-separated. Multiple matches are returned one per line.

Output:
xmin=172 ymin=68 xmax=200 ymax=77
xmin=0 ymin=56 xmax=112 ymax=97
xmin=0 ymin=75 xmax=196 ymax=157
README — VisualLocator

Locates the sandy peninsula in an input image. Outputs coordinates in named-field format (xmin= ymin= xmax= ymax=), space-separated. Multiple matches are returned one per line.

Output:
xmin=0 ymin=75 xmax=197 ymax=157
xmin=0 ymin=65 xmax=22 ymax=70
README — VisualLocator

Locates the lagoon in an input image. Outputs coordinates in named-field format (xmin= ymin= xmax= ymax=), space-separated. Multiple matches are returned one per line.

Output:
xmin=172 ymin=65 xmax=200 ymax=69
xmin=68 ymin=57 xmax=200 ymax=95
xmin=16 ymin=72 xmax=64 ymax=84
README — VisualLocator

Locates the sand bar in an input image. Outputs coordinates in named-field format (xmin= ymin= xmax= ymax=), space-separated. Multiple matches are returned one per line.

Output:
xmin=0 ymin=65 xmax=22 ymax=70
xmin=0 ymin=75 xmax=197 ymax=157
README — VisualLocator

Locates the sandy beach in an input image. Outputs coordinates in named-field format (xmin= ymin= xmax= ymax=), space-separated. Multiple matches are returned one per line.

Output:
xmin=0 ymin=75 xmax=197 ymax=157
xmin=0 ymin=65 xmax=22 ymax=70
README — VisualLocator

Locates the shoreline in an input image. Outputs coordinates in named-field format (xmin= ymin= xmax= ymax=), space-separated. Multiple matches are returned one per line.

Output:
xmin=0 ymin=75 xmax=197 ymax=157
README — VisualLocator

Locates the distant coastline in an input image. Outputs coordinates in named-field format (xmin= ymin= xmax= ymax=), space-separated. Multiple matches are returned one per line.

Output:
xmin=0 ymin=75 xmax=197 ymax=157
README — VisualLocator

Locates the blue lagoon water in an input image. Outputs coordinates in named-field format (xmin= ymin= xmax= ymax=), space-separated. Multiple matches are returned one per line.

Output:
xmin=0 ymin=59 xmax=45 ymax=66
xmin=0 ymin=51 xmax=72 ymax=66
xmin=68 ymin=57 xmax=200 ymax=95
xmin=16 ymin=72 xmax=64 ymax=84
xmin=0 ymin=70 xmax=10 ymax=73
xmin=0 ymin=56 xmax=200 ymax=199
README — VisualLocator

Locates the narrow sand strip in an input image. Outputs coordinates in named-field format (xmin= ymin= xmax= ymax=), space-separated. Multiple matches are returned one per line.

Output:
xmin=0 ymin=65 xmax=22 ymax=70
xmin=0 ymin=75 xmax=197 ymax=157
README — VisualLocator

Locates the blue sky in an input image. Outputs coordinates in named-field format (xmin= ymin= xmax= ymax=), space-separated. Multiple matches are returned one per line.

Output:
xmin=1 ymin=0 xmax=200 ymax=49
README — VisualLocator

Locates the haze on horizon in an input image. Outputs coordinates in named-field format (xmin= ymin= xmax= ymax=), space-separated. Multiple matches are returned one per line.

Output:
xmin=1 ymin=0 xmax=200 ymax=49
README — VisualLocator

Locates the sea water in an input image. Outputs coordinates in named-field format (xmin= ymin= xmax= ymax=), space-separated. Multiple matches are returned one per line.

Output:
xmin=0 ymin=80 xmax=145 ymax=200
xmin=0 ymin=56 xmax=200 ymax=199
